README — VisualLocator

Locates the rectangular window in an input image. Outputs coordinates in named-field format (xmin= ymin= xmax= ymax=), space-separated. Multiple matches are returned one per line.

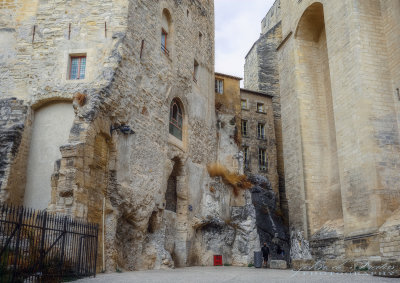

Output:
xmin=257 ymin=103 xmax=265 ymax=113
xmin=241 ymin=99 xmax=248 ymax=110
xmin=257 ymin=123 xmax=265 ymax=140
xmin=69 ymin=56 xmax=86 ymax=80
xmin=258 ymin=148 xmax=267 ymax=171
xmin=243 ymin=147 xmax=249 ymax=168
xmin=215 ymin=79 xmax=224 ymax=94
xmin=241 ymin=120 xmax=248 ymax=137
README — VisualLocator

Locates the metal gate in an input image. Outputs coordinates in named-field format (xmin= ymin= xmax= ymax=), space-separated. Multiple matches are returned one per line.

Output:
xmin=0 ymin=203 xmax=98 ymax=282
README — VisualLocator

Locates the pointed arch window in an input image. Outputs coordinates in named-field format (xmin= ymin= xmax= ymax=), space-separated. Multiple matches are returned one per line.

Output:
xmin=169 ymin=99 xmax=183 ymax=140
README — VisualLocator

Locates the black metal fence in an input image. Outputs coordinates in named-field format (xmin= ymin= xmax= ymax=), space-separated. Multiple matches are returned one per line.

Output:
xmin=0 ymin=203 xmax=98 ymax=282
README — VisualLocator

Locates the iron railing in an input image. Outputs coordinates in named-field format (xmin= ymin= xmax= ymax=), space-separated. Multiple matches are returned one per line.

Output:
xmin=0 ymin=203 xmax=98 ymax=282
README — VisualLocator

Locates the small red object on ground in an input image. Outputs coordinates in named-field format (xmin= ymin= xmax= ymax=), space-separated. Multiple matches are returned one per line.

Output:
xmin=214 ymin=255 xmax=223 ymax=266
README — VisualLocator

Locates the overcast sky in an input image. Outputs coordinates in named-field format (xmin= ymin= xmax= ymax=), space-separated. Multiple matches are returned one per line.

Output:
xmin=215 ymin=0 xmax=275 ymax=86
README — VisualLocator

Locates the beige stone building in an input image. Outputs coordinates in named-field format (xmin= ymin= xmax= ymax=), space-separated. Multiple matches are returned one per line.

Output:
xmin=245 ymin=0 xmax=400 ymax=268
xmin=240 ymin=88 xmax=279 ymax=199
xmin=0 ymin=0 xmax=260 ymax=272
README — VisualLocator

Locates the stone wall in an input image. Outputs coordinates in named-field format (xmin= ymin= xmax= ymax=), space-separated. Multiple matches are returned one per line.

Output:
xmin=246 ymin=0 xmax=400 ymax=267
xmin=240 ymin=89 xmax=279 ymax=200
xmin=278 ymin=0 xmax=400 ymax=254
xmin=0 ymin=0 xmax=261 ymax=273
xmin=214 ymin=73 xmax=245 ymax=206
xmin=243 ymin=20 xmax=287 ymax=222
xmin=261 ymin=0 xmax=281 ymax=35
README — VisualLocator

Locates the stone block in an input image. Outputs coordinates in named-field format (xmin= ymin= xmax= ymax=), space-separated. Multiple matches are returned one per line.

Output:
xmin=325 ymin=259 xmax=354 ymax=273
xmin=369 ymin=260 xmax=400 ymax=278
xmin=269 ymin=260 xmax=287 ymax=269
xmin=292 ymin=259 xmax=315 ymax=271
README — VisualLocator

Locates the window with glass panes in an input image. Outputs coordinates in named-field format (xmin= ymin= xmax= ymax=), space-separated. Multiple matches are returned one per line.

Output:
xmin=169 ymin=99 xmax=183 ymax=140
xmin=241 ymin=99 xmax=247 ymax=109
xmin=243 ymin=147 xmax=249 ymax=163
xmin=258 ymin=148 xmax=267 ymax=171
xmin=215 ymin=79 xmax=223 ymax=94
xmin=241 ymin=120 xmax=248 ymax=137
xmin=257 ymin=123 xmax=265 ymax=139
xmin=257 ymin=103 xmax=264 ymax=113
xmin=69 ymin=56 xmax=86 ymax=80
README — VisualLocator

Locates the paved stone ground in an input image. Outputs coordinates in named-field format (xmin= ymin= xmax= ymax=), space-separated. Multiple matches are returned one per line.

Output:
xmin=77 ymin=266 xmax=399 ymax=283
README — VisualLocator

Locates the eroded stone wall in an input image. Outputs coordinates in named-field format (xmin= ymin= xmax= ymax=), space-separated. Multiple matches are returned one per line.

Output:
xmin=244 ymin=19 xmax=287 ymax=222
xmin=0 ymin=98 xmax=30 ymax=204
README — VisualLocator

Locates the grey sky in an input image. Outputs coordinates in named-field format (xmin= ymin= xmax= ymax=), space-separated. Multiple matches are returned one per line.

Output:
xmin=215 ymin=0 xmax=275 ymax=85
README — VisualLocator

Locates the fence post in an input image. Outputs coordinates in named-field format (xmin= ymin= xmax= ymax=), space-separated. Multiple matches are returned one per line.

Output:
xmin=38 ymin=211 xmax=48 ymax=277
xmin=59 ymin=216 xmax=68 ymax=277
xmin=94 ymin=224 xmax=99 ymax=277
xmin=11 ymin=206 xmax=23 ymax=282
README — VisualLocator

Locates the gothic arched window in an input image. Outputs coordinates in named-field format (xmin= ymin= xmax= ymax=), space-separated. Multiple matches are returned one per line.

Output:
xmin=169 ymin=99 xmax=183 ymax=140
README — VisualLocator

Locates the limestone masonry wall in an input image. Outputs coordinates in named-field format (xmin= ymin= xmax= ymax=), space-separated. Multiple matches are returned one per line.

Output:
xmin=245 ymin=0 xmax=400 ymax=268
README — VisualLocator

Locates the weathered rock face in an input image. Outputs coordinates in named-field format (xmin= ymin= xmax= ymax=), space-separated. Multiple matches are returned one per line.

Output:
xmin=0 ymin=98 xmax=30 ymax=205
xmin=249 ymin=174 xmax=289 ymax=262
xmin=190 ymin=180 xmax=259 ymax=266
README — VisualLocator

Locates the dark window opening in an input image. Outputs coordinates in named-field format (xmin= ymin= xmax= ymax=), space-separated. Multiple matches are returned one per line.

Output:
xmin=259 ymin=148 xmax=267 ymax=171
xmin=257 ymin=123 xmax=265 ymax=140
xmin=165 ymin=175 xmax=177 ymax=212
xmin=241 ymin=120 xmax=248 ymax=137
xmin=193 ymin=60 xmax=199 ymax=83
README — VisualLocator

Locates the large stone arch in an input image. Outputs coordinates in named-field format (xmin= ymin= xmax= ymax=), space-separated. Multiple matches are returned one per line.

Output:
xmin=294 ymin=2 xmax=343 ymax=236
xmin=24 ymin=101 xmax=75 ymax=210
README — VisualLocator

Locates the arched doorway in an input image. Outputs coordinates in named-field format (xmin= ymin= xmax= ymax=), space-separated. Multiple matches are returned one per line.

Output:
xmin=24 ymin=102 xmax=74 ymax=209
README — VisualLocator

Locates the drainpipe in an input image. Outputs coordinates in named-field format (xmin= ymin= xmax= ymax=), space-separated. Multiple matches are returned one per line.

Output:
xmin=102 ymin=197 xmax=105 ymax=271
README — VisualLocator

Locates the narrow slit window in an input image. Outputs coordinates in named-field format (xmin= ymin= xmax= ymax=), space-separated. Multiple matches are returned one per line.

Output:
xmin=257 ymin=123 xmax=265 ymax=140
xmin=243 ymin=147 xmax=249 ymax=168
xmin=69 ymin=56 xmax=86 ymax=80
xmin=258 ymin=148 xmax=267 ymax=171
xmin=193 ymin=60 xmax=199 ymax=83
xmin=241 ymin=120 xmax=248 ymax=137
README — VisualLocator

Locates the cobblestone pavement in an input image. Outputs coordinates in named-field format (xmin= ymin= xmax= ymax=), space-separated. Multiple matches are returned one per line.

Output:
xmin=77 ymin=266 xmax=399 ymax=283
